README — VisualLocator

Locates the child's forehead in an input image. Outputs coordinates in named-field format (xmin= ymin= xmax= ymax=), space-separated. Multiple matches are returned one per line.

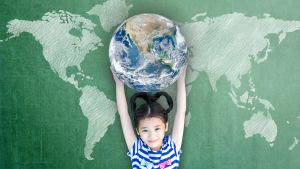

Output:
xmin=138 ymin=117 xmax=165 ymax=127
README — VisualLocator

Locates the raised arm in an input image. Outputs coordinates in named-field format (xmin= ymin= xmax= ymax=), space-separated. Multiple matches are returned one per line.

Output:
xmin=113 ymin=75 xmax=137 ymax=150
xmin=171 ymin=66 xmax=187 ymax=151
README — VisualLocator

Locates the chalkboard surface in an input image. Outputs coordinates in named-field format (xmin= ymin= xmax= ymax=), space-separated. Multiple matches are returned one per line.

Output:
xmin=1 ymin=0 xmax=300 ymax=168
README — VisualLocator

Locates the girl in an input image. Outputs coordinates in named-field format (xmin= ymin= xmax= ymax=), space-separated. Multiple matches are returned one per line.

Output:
xmin=113 ymin=67 xmax=186 ymax=169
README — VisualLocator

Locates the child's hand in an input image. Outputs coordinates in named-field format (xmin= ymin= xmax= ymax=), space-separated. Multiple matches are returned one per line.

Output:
xmin=112 ymin=73 xmax=122 ymax=84
xmin=110 ymin=66 xmax=124 ymax=86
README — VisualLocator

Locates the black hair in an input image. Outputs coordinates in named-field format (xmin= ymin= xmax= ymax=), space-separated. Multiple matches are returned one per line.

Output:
xmin=130 ymin=92 xmax=173 ymax=128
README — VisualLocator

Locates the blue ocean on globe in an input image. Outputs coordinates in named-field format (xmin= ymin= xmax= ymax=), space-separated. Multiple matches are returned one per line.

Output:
xmin=109 ymin=13 xmax=188 ymax=92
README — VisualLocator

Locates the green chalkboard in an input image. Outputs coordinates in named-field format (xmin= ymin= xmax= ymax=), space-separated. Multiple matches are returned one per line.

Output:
xmin=1 ymin=0 xmax=300 ymax=168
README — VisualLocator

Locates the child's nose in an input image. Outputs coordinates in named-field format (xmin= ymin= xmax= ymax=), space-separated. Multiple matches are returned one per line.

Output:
xmin=149 ymin=131 xmax=155 ymax=138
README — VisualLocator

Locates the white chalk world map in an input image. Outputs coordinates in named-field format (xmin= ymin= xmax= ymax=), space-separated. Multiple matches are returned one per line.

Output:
xmin=4 ymin=0 xmax=300 ymax=160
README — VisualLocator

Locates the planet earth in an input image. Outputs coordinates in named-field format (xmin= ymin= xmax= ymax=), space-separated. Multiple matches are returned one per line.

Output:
xmin=109 ymin=13 xmax=188 ymax=92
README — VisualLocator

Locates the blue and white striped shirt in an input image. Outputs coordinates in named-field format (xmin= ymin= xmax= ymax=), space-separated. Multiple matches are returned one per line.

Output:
xmin=127 ymin=135 xmax=181 ymax=169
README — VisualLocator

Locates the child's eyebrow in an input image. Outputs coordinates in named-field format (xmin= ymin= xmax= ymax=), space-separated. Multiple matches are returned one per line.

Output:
xmin=154 ymin=125 xmax=161 ymax=127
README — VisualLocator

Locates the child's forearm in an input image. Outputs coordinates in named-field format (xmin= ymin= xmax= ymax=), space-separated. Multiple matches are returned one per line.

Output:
xmin=174 ymin=78 xmax=186 ymax=132
xmin=176 ymin=78 xmax=186 ymax=114
xmin=115 ymin=81 xmax=136 ymax=150
xmin=116 ymin=82 xmax=129 ymax=116
xmin=172 ymin=76 xmax=186 ymax=150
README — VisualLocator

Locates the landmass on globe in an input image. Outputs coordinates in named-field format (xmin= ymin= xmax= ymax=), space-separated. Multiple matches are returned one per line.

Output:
xmin=109 ymin=13 xmax=188 ymax=92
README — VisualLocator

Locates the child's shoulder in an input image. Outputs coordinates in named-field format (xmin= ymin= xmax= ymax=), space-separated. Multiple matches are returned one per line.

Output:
xmin=165 ymin=135 xmax=182 ymax=156
xmin=127 ymin=136 xmax=144 ymax=156
xmin=164 ymin=135 xmax=174 ymax=144
xmin=164 ymin=135 xmax=172 ymax=143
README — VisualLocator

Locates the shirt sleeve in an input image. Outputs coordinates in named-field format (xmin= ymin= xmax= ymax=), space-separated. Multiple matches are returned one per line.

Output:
xmin=127 ymin=137 xmax=141 ymax=158
xmin=168 ymin=135 xmax=182 ymax=157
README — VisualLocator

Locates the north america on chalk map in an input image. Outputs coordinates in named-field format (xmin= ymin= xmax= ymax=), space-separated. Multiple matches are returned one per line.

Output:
xmin=2 ymin=0 xmax=300 ymax=160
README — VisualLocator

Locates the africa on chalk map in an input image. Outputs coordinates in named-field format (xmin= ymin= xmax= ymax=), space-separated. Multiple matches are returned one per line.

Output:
xmin=1 ymin=0 xmax=300 ymax=162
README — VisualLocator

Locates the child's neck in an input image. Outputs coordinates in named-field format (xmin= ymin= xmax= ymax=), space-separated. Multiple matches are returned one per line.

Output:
xmin=150 ymin=145 xmax=162 ymax=151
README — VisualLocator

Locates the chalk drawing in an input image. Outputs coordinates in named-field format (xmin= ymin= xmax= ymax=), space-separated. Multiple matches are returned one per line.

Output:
xmin=288 ymin=137 xmax=299 ymax=151
xmin=185 ymin=112 xmax=191 ymax=127
xmin=191 ymin=13 xmax=207 ymax=21
xmin=243 ymin=111 xmax=277 ymax=143
xmin=5 ymin=10 xmax=117 ymax=160
xmin=80 ymin=86 xmax=116 ymax=160
xmin=87 ymin=0 xmax=133 ymax=32
xmin=180 ymin=13 xmax=300 ymax=145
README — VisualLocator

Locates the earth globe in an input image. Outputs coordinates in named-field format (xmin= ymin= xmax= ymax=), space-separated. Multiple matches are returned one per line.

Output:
xmin=109 ymin=13 xmax=188 ymax=92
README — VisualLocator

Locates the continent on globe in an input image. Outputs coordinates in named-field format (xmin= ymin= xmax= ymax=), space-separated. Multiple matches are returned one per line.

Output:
xmin=109 ymin=13 xmax=188 ymax=92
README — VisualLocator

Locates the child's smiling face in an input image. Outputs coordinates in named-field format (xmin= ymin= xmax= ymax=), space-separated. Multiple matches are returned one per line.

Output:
xmin=137 ymin=117 xmax=168 ymax=151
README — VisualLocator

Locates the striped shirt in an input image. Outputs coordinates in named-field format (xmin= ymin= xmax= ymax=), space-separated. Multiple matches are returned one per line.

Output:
xmin=127 ymin=135 xmax=181 ymax=169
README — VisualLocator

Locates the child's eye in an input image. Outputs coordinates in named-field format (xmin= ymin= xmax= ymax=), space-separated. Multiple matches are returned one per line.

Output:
xmin=155 ymin=128 xmax=161 ymax=131
xmin=142 ymin=130 xmax=148 ymax=133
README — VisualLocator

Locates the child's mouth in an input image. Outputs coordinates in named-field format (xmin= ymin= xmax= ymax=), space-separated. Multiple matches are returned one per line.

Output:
xmin=148 ymin=140 xmax=158 ymax=143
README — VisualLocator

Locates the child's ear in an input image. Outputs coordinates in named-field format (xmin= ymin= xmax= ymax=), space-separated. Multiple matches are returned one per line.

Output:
xmin=165 ymin=122 xmax=168 ymax=132
xmin=136 ymin=128 xmax=140 ymax=135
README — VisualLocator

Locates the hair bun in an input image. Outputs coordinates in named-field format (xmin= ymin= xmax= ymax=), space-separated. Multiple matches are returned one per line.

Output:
xmin=153 ymin=92 xmax=173 ymax=114
xmin=130 ymin=92 xmax=148 ymax=114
